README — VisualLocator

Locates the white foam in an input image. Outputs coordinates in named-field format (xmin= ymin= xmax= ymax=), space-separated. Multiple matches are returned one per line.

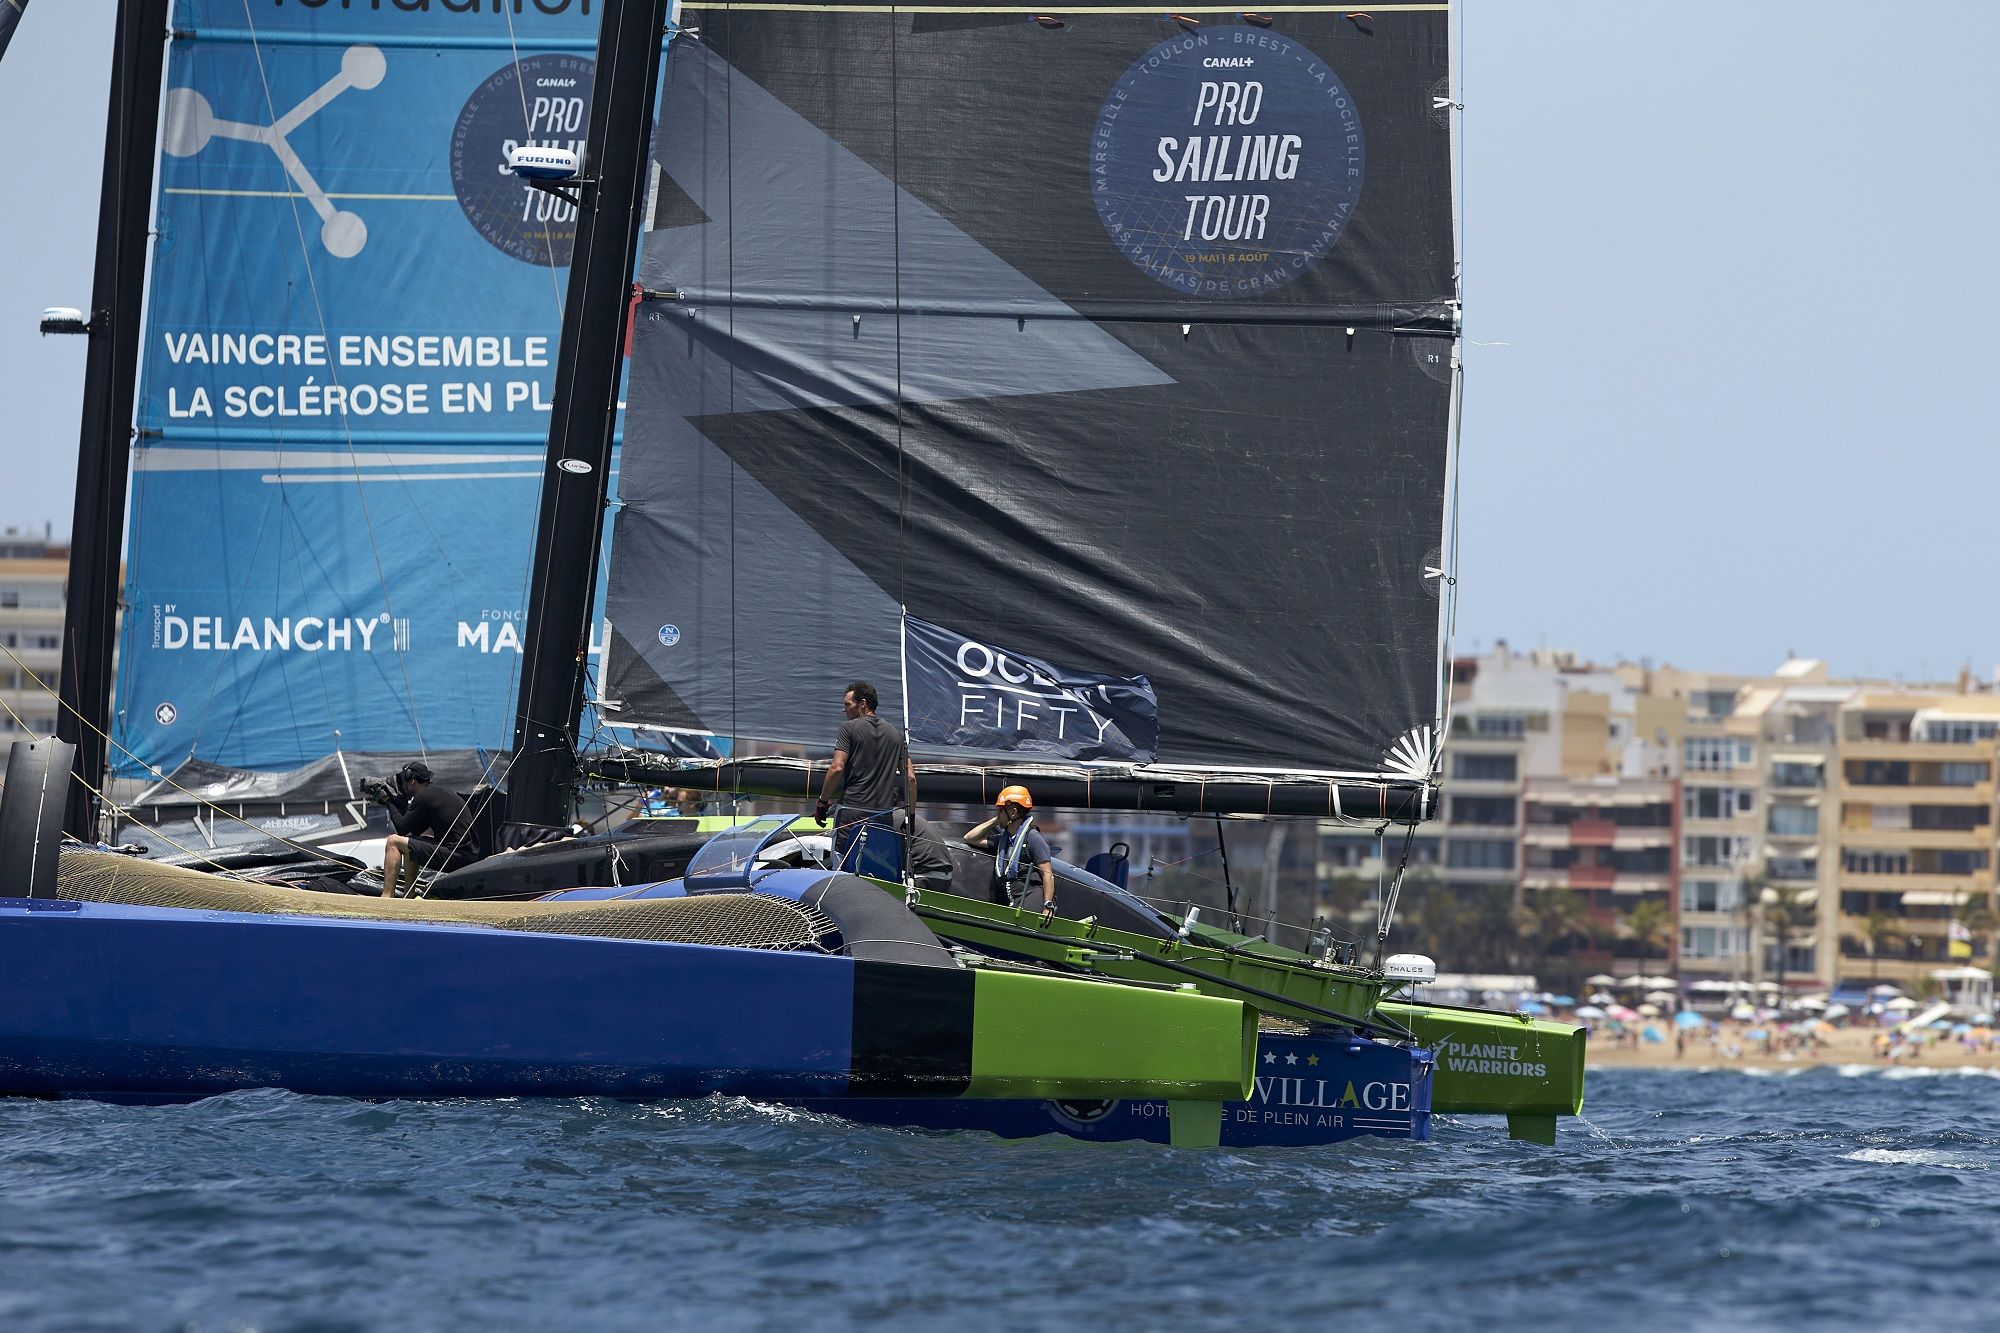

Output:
xmin=1841 ymin=1147 xmax=1991 ymax=1169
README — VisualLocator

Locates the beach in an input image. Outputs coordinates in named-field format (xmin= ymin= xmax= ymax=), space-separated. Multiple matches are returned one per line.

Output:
xmin=1585 ymin=1021 xmax=2000 ymax=1072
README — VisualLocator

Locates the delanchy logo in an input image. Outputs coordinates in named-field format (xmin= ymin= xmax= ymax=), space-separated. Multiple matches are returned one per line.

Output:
xmin=450 ymin=55 xmax=593 ymax=264
xmin=1091 ymin=27 xmax=1364 ymax=297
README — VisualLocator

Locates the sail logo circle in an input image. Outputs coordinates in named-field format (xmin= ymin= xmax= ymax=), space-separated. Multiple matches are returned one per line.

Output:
xmin=450 ymin=55 xmax=594 ymax=265
xmin=658 ymin=624 xmax=682 ymax=647
xmin=1090 ymin=31 xmax=1364 ymax=297
xmin=155 ymin=702 xmax=178 ymax=727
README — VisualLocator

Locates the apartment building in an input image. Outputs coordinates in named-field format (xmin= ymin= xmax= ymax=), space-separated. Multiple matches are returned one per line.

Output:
xmin=0 ymin=528 xmax=67 ymax=767
xmin=1830 ymin=694 xmax=2000 ymax=988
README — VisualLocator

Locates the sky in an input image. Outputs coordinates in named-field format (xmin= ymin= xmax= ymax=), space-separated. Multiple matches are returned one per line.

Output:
xmin=2 ymin=1 xmax=1997 ymax=682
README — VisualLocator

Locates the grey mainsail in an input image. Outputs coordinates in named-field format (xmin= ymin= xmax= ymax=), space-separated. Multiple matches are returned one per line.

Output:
xmin=604 ymin=2 xmax=1457 ymax=816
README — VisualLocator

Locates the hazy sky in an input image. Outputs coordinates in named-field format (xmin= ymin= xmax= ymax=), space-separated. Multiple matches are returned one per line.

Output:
xmin=3 ymin=2 xmax=1996 ymax=681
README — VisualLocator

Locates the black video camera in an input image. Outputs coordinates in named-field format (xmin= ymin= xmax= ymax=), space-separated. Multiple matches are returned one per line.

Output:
xmin=360 ymin=776 xmax=398 ymax=805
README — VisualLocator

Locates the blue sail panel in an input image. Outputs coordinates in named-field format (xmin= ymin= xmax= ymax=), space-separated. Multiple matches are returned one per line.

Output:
xmin=116 ymin=1 xmax=638 ymax=775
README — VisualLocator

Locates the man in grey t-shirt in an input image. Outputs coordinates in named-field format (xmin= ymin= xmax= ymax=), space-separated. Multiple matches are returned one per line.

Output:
xmin=815 ymin=680 xmax=917 ymax=870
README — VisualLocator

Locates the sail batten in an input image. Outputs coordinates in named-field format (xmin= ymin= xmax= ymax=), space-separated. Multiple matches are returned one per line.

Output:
xmin=607 ymin=4 xmax=1455 ymax=813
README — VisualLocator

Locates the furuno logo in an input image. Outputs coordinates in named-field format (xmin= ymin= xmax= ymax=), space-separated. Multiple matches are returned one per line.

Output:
xmin=153 ymin=608 xmax=400 ymax=653
xmin=1090 ymin=27 xmax=1364 ymax=297
xmin=450 ymin=53 xmax=594 ymax=263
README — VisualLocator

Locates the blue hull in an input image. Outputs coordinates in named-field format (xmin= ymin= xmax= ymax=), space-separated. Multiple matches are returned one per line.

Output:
xmin=805 ymin=1031 xmax=1434 ymax=1146
xmin=0 ymin=897 xmax=869 ymax=1102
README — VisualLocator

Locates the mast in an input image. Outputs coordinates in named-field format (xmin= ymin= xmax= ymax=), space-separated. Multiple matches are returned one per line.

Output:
xmin=58 ymin=0 xmax=171 ymax=838
xmin=504 ymin=0 xmax=674 ymax=828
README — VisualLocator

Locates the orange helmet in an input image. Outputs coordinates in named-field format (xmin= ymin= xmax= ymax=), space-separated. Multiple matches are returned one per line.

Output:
xmin=995 ymin=784 xmax=1034 ymax=811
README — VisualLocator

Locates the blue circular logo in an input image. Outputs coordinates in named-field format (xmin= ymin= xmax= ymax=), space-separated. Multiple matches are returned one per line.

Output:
xmin=1091 ymin=29 xmax=1365 ymax=297
xmin=657 ymin=624 xmax=681 ymax=647
xmin=450 ymin=55 xmax=593 ymax=265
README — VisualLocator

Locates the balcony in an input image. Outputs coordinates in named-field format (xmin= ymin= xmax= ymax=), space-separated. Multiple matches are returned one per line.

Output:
xmin=1843 ymin=738 xmax=2000 ymax=761
xmin=1842 ymin=871 xmax=1995 ymax=895
xmin=1568 ymin=864 xmax=1615 ymax=890
xmin=1840 ymin=825 xmax=1993 ymax=852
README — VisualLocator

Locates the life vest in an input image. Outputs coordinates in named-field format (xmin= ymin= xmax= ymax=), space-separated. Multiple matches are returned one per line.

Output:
xmin=993 ymin=816 xmax=1039 ymax=902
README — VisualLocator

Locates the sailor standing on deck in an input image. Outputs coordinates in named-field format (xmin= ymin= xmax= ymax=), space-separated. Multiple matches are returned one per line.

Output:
xmin=815 ymin=681 xmax=918 ymax=869
xmin=964 ymin=785 xmax=1056 ymax=910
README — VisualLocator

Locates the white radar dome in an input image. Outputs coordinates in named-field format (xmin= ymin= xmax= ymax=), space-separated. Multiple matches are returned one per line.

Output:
xmin=508 ymin=145 xmax=581 ymax=181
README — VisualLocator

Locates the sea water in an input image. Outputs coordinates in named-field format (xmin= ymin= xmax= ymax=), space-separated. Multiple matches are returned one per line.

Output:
xmin=3 ymin=1067 xmax=1996 ymax=1330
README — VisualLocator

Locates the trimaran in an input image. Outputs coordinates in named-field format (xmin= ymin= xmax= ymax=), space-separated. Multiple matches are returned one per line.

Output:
xmin=3 ymin=0 xmax=1585 ymax=1147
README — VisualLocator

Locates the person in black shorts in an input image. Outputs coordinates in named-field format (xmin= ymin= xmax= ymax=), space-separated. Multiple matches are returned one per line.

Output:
xmin=815 ymin=680 xmax=917 ymax=871
xmin=377 ymin=760 xmax=483 ymax=897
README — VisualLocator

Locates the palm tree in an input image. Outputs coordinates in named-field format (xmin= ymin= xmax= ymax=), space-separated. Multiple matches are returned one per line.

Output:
xmin=1760 ymin=882 xmax=1817 ymax=997
xmin=1957 ymin=892 xmax=1999 ymax=970
xmin=1517 ymin=888 xmax=1585 ymax=990
xmin=1625 ymin=899 xmax=1673 ymax=972
xmin=1853 ymin=909 xmax=1900 ymax=982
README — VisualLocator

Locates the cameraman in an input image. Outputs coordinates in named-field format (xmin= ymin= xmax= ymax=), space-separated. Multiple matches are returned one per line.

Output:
xmin=372 ymin=760 xmax=483 ymax=897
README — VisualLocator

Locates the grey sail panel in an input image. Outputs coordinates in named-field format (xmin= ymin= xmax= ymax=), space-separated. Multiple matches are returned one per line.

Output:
xmin=606 ymin=4 xmax=1453 ymax=795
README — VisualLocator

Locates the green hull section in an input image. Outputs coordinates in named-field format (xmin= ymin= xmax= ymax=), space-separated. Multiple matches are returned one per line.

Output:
xmin=1378 ymin=1000 xmax=1586 ymax=1142
xmin=966 ymin=967 xmax=1256 ymax=1103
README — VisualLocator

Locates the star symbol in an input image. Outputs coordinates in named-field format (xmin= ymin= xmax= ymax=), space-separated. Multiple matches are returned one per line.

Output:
xmin=1263 ymin=1052 xmax=1276 ymax=1064
xmin=1307 ymin=1053 xmax=1320 ymax=1066
xmin=1285 ymin=1053 xmax=1298 ymax=1065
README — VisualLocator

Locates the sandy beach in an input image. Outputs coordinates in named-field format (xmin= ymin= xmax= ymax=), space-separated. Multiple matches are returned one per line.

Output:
xmin=1585 ymin=1021 xmax=2000 ymax=1072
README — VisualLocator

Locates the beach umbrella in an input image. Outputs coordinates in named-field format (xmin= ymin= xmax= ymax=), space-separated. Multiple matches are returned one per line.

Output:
xmin=1588 ymin=991 xmax=1617 ymax=1005
xmin=1745 ymin=1028 xmax=1769 ymax=1041
xmin=1794 ymin=996 xmax=1828 ymax=1010
xmin=1674 ymin=1010 xmax=1706 ymax=1029
xmin=1636 ymin=1003 xmax=1661 ymax=1017
xmin=1586 ymin=974 xmax=1619 ymax=987
xmin=1824 ymin=1003 xmax=1850 ymax=1019
xmin=1729 ymin=1002 xmax=1756 ymax=1020
xmin=1608 ymin=1004 xmax=1641 ymax=1022
xmin=1550 ymin=995 xmax=1577 ymax=1007
xmin=1951 ymin=1023 xmax=1972 ymax=1034
xmin=1641 ymin=976 xmax=1678 ymax=990
xmin=1641 ymin=1025 xmax=1664 ymax=1043
xmin=1885 ymin=996 xmax=1918 ymax=1012
xmin=1929 ymin=1018 xmax=1953 ymax=1031
xmin=1574 ymin=1004 xmax=1607 ymax=1019
xmin=1518 ymin=999 xmax=1548 ymax=1015
xmin=1645 ymin=990 xmax=1677 ymax=1005
xmin=1618 ymin=974 xmax=1646 ymax=988
xmin=1689 ymin=980 xmax=1734 ymax=993
xmin=1869 ymin=984 xmax=1904 ymax=998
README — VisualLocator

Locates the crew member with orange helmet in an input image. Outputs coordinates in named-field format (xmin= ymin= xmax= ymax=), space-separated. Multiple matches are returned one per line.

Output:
xmin=963 ymin=784 xmax=1055 ymax=909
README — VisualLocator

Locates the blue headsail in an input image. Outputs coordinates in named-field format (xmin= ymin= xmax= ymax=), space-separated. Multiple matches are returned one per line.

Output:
xmin=114 ymin=0 xmax=666 ymax=777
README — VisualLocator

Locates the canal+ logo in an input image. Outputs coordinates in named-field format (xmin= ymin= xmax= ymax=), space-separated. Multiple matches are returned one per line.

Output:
xmin=1090 ymin=25 xmax=1365 ymax=298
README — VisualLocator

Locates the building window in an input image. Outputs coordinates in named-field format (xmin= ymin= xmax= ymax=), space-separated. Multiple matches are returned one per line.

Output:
xmin=1685 ymin=737 xmax=1753 ymax=772
xmin=1681 ymin=925 xmax=1749 ymax=959
xmin=1843 ymin=849 xmax=1909 ymax=876
xmin=1918 ymin=719 xmax=2000 ymax=744
xmin=1768 ymin=803 xmax=1819 ymax=838
xmin=1681 ymin=879 xmax=1743 ymax=913
xmin=1770 ymin=760 xmax=1823 ymax=789
xmin=1911 ymin=804 xmax=1990 ymax=831
xmin=1450 ymin=752 xmax=1518 ymax=782
xmin=31 ymin=635 xmax=58 ymax=651
xmin=1767 ymin=856 xmax=1817 ymax=881
xmin=1684 ymin=787 xmax=1754 ymax=820
xmin=1936 ymin=850 xmax=1990 ymax=876
xmin=1450 ymin=795 xmax=1517 ymax=826
xmin=1683 ymin=835 xmax=1754 ymax=868
xmin=1446 ymin=838 xmax=1515 ymax=870
xmin=1938 ymin=762 xmax=1990 ymax=787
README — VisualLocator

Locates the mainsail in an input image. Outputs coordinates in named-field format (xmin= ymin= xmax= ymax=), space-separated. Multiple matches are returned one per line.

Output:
xmin=604 ymin=1 xmax=1457 ymax=815
xmin=114 ymin=0 xmax=613 ymax=776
